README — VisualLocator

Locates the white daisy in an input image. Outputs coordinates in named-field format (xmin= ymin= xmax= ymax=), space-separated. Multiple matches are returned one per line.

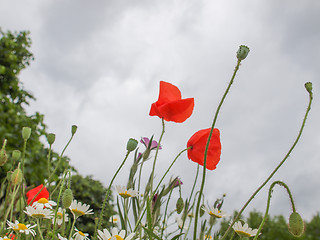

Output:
xmin=98 ymin=227 xmax=135 ymax=240
xmin=69 ymin=200 xmax=94 ymax=218
xmin=0 ymin=237 xmax=10 ymax=240
xmin=32 ymin=197 xmax=57 ymax=209
xmin=6 ymin=220 xmax=37 ymax=236
xmin=58 ymin=233 xmax=73 ymax=240
xmin=53 ymin=207 xmax=69 ymax=225
xmin=73 ymin=228 xmax=90 ymax=240
xmin=201 ymin=205 xmax=227 ymax=218
xmin=24 ymin=205 xmax=53 ymax=219
xmin=232 ymin=221 xmax=259 ymax=237
xmin=115 ymin=186 xmax=138 ymax=198
xmin=109 ymin=215 xmax=120 ymax=224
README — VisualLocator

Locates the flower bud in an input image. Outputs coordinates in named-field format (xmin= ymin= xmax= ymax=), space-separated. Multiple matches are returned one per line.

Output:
xmin=127 ymin=138 xmax=138 ymax=152
xmin=0 ymin=148 xmax=8 ymax=166
xmin=12 ymin=150 xmax=21 ymax=161
xmin=62 ymin=188 xmax=73 ymax=208
xmin=237 ymin=45 xmax=250 ymax=60
xmin=288 ymin=212 xmax=304 ymax=237
xmin=304 ymin=82 xmax=312 ymax=94
xmin=11 ymin=168 xmax=23 ymax=185
xmin=47 ymin=133 xmax=56 ymax=145
xmin=22 ymin=127 xmax=31 ymax=140
xmin=176 ymin=197 xmax=184 ymax=214
xmin=200 ymin=204 xmax=205 ymax=217
xmin=71 ymin=125 xmax=78 ymax=135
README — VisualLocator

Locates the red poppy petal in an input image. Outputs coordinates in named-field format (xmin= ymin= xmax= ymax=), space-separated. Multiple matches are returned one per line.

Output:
xmin=158 ymin=98 xmax=194 ymax=122
xmin=157 ymin=81 xmax=182 ymax=105
xmin=26 ymin=184 xmax=49 ymax=205
xmin=187 ymin=128 xmax=221 ymax=170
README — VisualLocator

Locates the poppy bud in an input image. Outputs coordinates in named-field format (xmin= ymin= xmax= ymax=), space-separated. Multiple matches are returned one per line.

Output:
xmin=288 ymin=212 xmax=304 ymax=237
xmin=200 ymin=204 xmax=205 ymax=217
xmin=62 ymin=188 xmax=73 ymax=208
xmin=11 ymin=168 xmax=23 ymax=185
xmin=47 ymin=133 xmax=56 ymax=145
xmin=176 ymin=197 xmax=184 ymax=214
xmin=304 ymin=82 xmax=312 ymax=94
xmin=0 ymin=140 xmax=8 ymax=166
xmin=0 ymin=65 xmax=6 ymax=74
xmin=71 ymin=125 xmax=78 ymax=135
xmin=236 ymin=45 xmax=250 ymax=60
xmin=12 ymin=150 xmax=21 ymax=161
xmin=127 ymin=138 xmax=138 ymax=152
xmin=22 ymin=127 xmax=31 ymax=140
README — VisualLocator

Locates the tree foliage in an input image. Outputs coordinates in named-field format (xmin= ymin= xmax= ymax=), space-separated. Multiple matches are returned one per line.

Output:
xmin=0 ymin=29 xmax=114 ymax=232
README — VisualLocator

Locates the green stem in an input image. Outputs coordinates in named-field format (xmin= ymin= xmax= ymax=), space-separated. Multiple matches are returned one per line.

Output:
xmin=95 ymin=151 xmax=131 ymax=239
xmin=253 ymin=181 xmax=296 ymax=240
xmin=220 ymin=87 xmax=313 ymax=240
xmin=150 ymin=118 xmax=165 ymax=194
xmin=36 ymin=219 xmax=44 ymax=240
xmin=68 ymin=217 xmax=77 ymax=240
xmin=193 ymin=59 xmax=242 ymax=240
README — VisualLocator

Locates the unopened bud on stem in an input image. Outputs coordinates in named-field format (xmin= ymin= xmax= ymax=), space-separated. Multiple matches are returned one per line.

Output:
xmin=22 ymin=127 xmax=31 ymax=140
xmin=47 ymin=133 xmax=56 ymax=145
xmin=288 ymin=212 xmax=304 ymax=237
xmin=237 ymin=45 xmax=250 ymax=60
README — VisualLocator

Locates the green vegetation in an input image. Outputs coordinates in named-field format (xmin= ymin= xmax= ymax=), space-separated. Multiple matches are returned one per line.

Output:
xmin=0 ymin=29 xmax=114 ymax=233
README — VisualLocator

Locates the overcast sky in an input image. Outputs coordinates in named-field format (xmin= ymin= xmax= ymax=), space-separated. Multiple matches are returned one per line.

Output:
xmin=1 ymin=0 xmax=319 ymax=224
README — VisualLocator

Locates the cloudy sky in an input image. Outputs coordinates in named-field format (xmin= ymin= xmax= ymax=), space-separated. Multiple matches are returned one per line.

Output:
xmin=1 ymin=0 xmax=319 ymax=223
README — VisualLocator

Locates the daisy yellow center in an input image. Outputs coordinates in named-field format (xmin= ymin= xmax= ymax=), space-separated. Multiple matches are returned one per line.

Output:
xmin=235 ymin=230 xmax=251 ymax=237
xmin=78 ymin=231 xmax=85 ymax=236
xmin=16 ymin=223 xmax=28 ymax=230
xmin=209 ymin=210 xmax=222 ymax=218
xmin=108 ymin=235 xmax=123 ymax=240
xmin=72 ymin=208 xmax=85 ymax=216
xmin=37 ymin=198 xmax=49 ymax=204
xmin=57 ymin=212 xmax=63 ymax=219
xmin=119 ymin=191 xmax=131 ymax=198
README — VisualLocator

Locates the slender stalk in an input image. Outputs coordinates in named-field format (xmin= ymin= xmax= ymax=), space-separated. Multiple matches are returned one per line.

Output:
xmin=150 ymin=118 xmax=165 ymax=194
xmin=193 ymin=59 xmax=242 ymax=240
xmin=36 ymin=219 xmax=44 ymax=240
xmin=94 ymin=151 xmax=131 ymax=239
xmin=220 ymin=88 xmax=313 ymax=240
xmin=68 ymin=217 xmax=77 ymax=240
xmin=253 ymin=181 xmax=295 ymax=239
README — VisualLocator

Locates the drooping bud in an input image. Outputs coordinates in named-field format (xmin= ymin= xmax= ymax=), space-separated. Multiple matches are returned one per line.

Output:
xmin=62 ymin=188 xmax=73 ymax=208
xmin=304 ymin=82 xmax=313 ymax=94
xmin=0 ymin=140 xmax=8 ymax=166
xmin=47 ymin=133 xmax=56 ymax=145
xmin=127 ymin=138 xmax=138 ymax=152
xmin=176 ymin=197 xmax=184 ymax=214
xmin=11 ymin=168 xmax=23 ymax=185
xmin=200 ymin=204 xmax=205 ymax=217
xmin=22 ymin=127 xmax=31 ymax=140
xmin=12 ymin=150 xmax=21 ymax=161
xmin=71 ymin=125 xmax=78 ymax=135
xmin=288 ymin=212 xmax=304 ymax=237
xmin=236 ymin=45 xmax=250 ymax=60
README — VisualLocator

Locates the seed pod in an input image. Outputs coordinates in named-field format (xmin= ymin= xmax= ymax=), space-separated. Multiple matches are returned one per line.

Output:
xmin=47 ymin=133 xmax=56 ymax=145
xmin=236 ymin=45 xmax=250 ymax=60
xmin=127 ymin=138 xmax=138 ymax=152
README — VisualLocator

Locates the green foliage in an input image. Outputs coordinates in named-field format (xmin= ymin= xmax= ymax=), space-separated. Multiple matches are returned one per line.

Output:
xmin=0 ymin=29 xmax=115 ymax=234
xmin=217 ymin=210 xmax=320 ymax=240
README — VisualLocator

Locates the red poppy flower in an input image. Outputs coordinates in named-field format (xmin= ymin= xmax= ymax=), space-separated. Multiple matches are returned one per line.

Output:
xmin=149 ymin=81 xmax=194 ymax=123
xmin=187 ymin=128 xmax=221 ymax=170
xmin=26 ymin=184 xmax=49 ymax=205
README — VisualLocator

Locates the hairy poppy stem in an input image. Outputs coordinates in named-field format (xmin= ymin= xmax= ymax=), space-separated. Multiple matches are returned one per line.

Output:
xmin=150 ymin=118 xmax=165 ymax=194
xmin=193 ymin=59 xmax=242 ymax=240
xmin=253 ymin=181 xmax=296 ymax=239
xmin=220 ymin=87 xmax=313 ymax=240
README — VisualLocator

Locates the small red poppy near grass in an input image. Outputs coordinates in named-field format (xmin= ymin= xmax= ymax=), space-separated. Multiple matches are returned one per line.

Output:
xmin=26 ymin=184 xmax=49 ymax=205
xmin=187 ymin=128 xmax=221 ymax=170
xmin=149 ymin=81 xmax=194 ymax=123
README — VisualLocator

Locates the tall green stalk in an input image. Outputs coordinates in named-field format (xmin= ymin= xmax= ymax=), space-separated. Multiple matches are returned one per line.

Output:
xmin=193 ymin=59 xmax=242 ymax=240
